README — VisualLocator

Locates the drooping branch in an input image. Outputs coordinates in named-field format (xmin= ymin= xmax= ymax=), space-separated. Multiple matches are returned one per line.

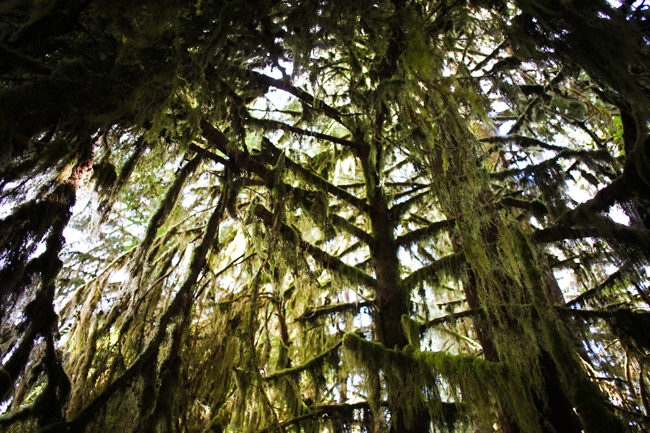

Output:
xmin=419 ymin=309 xmax=477 ymax=333
xmin=129 ymin=154 xmax=202 ymax=268
xmin=0 ymin=190 xmax=74 ymax=408
xmin=499 ymin=197 xmax=548 ymax=218
xmin=96 ymin=137 xmax=147 ymax=226
xmin=471 ymin=41 xmax=507 ymax=72
xmin=188 ymin=143 xmax=235 ymax=169
xmin=533 ymin=212 xmax=648 ymax=251
xmin=261 ymin=139 xmax=370 ymax=213
xmin=415 ymin=305 xmax=650 ymax=335
xmin=391 ymin=184 xmax=430 ymax=201
xmin=490 ymin=148 xmax=616 ymax=181
xmin=193 ymin=142 xmax=373 ymax=246
xmin=561 ymin=307 xmax=650 ymax=323
xmin=389 ymin=189 xmax=433 ymax=220
xmin=557 ymin=176 xmax=631 ymax=226
xmin=257 ymin=402 xmax=376 ymax=433
xmin=480 ymin=135 xmax=566 ymax=153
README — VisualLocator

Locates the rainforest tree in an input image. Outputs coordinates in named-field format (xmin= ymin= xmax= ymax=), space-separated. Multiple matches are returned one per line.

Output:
xmin=1 ymin=0 xmax=650 ymax=432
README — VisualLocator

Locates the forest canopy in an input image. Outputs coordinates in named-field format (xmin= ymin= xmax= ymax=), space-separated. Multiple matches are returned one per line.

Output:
xmin=1 ymin=0 xmax=650 ymax=432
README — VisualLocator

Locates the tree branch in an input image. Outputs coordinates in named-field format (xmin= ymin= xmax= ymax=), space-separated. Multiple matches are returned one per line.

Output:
xmin=533 ymin=211 xmax=646 ymax=248
xmin=258 ymin=402 xmax=374 ymax=433
xmin=253 ymin=71 xmax=348 ymax=127
xmin=45 ymin=192 xmax=227 ymax=433
xmin=189 ymin=143 xmax=235 ymax=169
xmin=265 ymin=340 xmax=343 ymax=381
xmin=264 ymin=139 xmax=370 ymax=213
xmin=296 ymin=301 xmax=371 ymax=322
xmin=249 ymin=117 xmax=364 ymax=151
xmin=398 ymin=252 xmax=465 ymax=292
xmin=200 ymin=122 xmax=371 ymax=213
xmin=389 ymin=189 xmax=432 ymax=220
xmin=567 ymin=270 xmax=623 ymax=307
xmin=254 ymin=204 xmax=377 ymax=289
xmin=419 ymin=309 xmax=477 ymax=332
xmin=490 ymin=149 xmax=615 ymax=181
xmin=480 ymin=135 xmax=566 ymax=152
xmin=395 ymin=218 xmax=456 ymax=248
xmin=329 ymin=213 xmax=374 ymax=246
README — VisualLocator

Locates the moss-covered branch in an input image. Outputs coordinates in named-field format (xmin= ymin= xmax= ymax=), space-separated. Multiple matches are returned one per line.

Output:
xmin=249 ymin=117 xmax=363 ymax=149
xmin=129 ymin=154 xmax=202 ymax=268
xmin=419 ymin=309 xmax=477 ymax=333
xmin=268 ymin=141 xmax=370 ymax=213
xmin=96 ymin=137 xmax=147 ymax=226
xmin=341 ymin=332 xmax=541 ymax=432
xmin=566 ymin=270 xmax=624 ymax=307
xmin=256 ymin=401 xmax=375 ymax=433
xmin=499 ymin=197 xmax=548 ymax=219
xmin=328 ymin=213 xmax=374 ymax=246
xmin=490 ymin=148 xmax=615 ymax=181
xmin=389 ymin=189 xmax=432 ymax=220
xmin=199 ymin=123 xmax=370 ymax=213
xmin=253 ymin=71 xmax=349 ymax=128
xmin=515 ymin=231 xmax=625 ymax=433
xmin=554 ymin=176 xmax=632 ymax=228
xmin=265 ymin=340 xmax=342 ymax=382
xmin=533 ymin=213 xmax=649 ymax=252
xmin=188 ymin=143 xmax=235 ymax=169
xmin=480 ymin=135 xmax=566 ymax=153
xmin=398 ymin=252 xmax=465 ymax=292
xmin=253 ymin=204 xmax=378 ymax=289
xmin=296 ymin=301 xmax=371 ymax=322
xmin=395 ymin=218 xmax=456 ymax=248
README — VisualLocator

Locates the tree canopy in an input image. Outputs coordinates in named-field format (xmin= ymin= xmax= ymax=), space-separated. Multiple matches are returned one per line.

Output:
xmin=1 ymin=0 xmax=650 ymax=432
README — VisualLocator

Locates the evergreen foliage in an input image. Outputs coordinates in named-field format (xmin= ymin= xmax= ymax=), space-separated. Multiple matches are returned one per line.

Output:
xmin=1 ymin=0 xmax=650 ymax=432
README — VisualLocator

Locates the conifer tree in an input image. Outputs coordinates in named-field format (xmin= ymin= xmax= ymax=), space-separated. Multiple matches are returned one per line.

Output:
xmin=1 ymin=1 xmax=650 ymax=432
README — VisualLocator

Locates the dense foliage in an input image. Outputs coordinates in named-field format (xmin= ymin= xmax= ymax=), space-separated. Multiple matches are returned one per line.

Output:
xmin=1 ymin=0 xmax=650 ymax=432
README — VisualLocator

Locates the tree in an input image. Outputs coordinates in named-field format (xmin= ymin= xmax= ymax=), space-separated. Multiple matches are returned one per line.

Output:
xmin=1 ymin=0 xmax=650 ymax=431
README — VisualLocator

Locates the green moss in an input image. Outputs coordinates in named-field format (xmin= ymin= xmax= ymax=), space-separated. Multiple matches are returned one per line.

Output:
xmin=342 ymin=332 xmax=543 ymax=432
xmin=400 ymin=315 xmax=421 ymax=349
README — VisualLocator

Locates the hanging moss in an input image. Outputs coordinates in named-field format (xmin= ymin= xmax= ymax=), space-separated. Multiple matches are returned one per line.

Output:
xmin=342 ymin=331 xmax=543 ymax=432
xmin=400 ymin=315 xmax=421 ymax=349
xmin=92 ymin=158 xmax=118 ymax=196
xmin=2 ymin=1 xmax=649 ymax=431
